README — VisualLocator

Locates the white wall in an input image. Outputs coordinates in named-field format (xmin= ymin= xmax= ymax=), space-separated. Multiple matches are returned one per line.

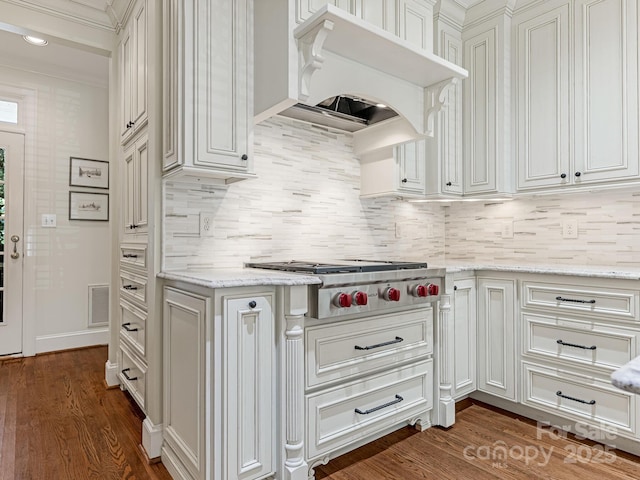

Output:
xmin=163 ymin=117 xmax=446 ymax=270
xmin=445 ymin=189 xmax=640 ymax=267
xmin=0 ymin=59 xmax=110 ymax=353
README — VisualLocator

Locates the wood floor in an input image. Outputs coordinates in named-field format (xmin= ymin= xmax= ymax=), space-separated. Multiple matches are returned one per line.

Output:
xmin=2 ymin=347 xmax=640 ymax=480
xmin=0 ymin=346 xmax=171 ymax=480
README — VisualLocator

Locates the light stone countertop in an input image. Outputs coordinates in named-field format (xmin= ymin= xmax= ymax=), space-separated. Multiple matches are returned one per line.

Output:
xmin=158 ymin=268 xmax=322 ymax=289
xmin=442 ymin=264 xmax=640 ymax=281
xmin=612 ymin=357 xmax=640 ymax=395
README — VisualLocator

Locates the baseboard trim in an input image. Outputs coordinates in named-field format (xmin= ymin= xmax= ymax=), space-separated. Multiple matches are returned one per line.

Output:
xmin=105 ymin=360 xmax=120 ymax=388
xmin=35 ymin=328 xmax=109 ymax=354
xmin=142 ymin=417 xmax=163 ymax=461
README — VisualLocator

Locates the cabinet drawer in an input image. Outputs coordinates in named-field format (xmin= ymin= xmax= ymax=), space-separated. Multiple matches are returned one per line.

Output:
xmin=306 ymin=360 xmax=433 ymax=459
xmin=306 ymin=309 xmax=433 ymax=389
xmin=120 ymin=299 xmax=147 ymax=358
xmin=120 ymin=270 xmax=147 ymax=306
xmin=521 ymin=280 xmax=639 ymax=322
xmin=522 ymin=362 xmax=635 ymax=434
xmin=119 ymin=342 xmax=147 ymax=411
xmin=120 ymin=243 xmax=147 ymax=271
xmin=523 ymin=313 xmax=636 ymax=372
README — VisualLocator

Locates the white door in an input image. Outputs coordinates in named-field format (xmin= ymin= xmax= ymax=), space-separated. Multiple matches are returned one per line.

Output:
xmin=0 ymin=131 xmax=24 ymax=356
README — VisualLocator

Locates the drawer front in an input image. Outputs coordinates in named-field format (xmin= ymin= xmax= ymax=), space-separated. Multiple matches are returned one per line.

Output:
xmin=120 ymin=243 xmax=147 ymax=271
xmin=120 ymin=270 xmax=147 ymax=306
xmin=521 ymin=280 xmax=639 ymax=322
xmin=306 ymin=360 xmax=433 ymax=459
xmin=120 ymin=299 xmax=147 ymax=357
xmin=306 ymin=308 xmax=433 ymax=389
xmin=522 ymin=362 xmax=635 ymax=433
xmin=523 ymin=313 xmax=636 ymax=372
xmin=119 ymin=343 xmax=147 ymax=411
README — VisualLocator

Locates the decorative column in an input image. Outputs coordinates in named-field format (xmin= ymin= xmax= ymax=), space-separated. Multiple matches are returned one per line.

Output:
xmin=281 ymin=285 xmax=309 ymax=480
xmin=438 ymin=293 xmax=456 ymax=427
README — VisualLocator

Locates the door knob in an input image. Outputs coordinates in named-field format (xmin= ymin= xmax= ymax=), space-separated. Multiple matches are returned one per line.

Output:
xmin=10 ymin=235 xmax=20 ymax=259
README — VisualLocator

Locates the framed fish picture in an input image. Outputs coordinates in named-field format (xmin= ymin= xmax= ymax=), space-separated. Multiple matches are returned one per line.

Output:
xmin=69 ymin=157 xmax=109 ymax=189
xmin=69 ymin=191 xmax=109 ymax=221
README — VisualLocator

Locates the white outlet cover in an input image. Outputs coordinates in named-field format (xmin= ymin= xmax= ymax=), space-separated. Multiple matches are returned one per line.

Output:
xmin=562 ymin=219 xmax=578 ymax=239
xmin=199 ymin=212 xmax=215 ymax=237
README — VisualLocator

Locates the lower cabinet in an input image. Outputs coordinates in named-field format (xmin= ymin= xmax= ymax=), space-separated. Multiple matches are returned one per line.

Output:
xmin=452 ymin=277 xmax=476 ymax=399
xmin=476 ymin=276 xmax=517 ymax=401
xmin=161 ymin=284 xmax=275 ymax=480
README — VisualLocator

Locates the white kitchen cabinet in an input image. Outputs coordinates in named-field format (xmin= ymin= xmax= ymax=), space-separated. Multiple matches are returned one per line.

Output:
xmin=162 ymin=0 xmax=256 ymax=184
xmin=515 ymin=0 xmax=639 ymax=191
xmin=398 ymin=0 xmax=433 ymax=52
xmin=452 ymin=278 xmax=476 ymax=398
xmin=120 ymin=0 xmax=148 ymax=145
xmin=162 ymin=284 xmax=275 ymax=480
xmin=462 ymin=10 xmax=512 ymax=196
xmin=476 ymin=276 xmax=516 ymax=401
xmin=122 ymin=133 xmax=148 ymax=238
xmin=359 ymin=140 xmax=426 ymax=197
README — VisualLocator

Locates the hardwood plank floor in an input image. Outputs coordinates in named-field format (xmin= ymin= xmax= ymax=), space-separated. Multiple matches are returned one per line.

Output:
xmin=2 ymin=347 xmax=640 ymax=479
xmin=315 ymin=401 xmax=640 ymax=480
xmin=0 ymin=346 xmax=171 ymax=480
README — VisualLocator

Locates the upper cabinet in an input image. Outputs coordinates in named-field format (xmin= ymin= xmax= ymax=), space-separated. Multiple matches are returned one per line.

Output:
xmin=162 ymin=0 xmax=256 ymax=184
xmin=515 ymin=0 xmax=639 ymax=191
xmin=120 ymin=0 xmax=148 ymax=146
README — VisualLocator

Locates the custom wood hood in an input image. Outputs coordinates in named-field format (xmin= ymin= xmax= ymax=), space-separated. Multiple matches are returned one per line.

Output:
xmin=254 ymin=3 xmax=468 ymax=153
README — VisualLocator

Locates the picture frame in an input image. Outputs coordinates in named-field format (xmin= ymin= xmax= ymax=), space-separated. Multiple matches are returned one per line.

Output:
xmin=69 ymin=157 xmax=109 ymax=189
xmin=69 ymin=191 xmax=109 ymax=221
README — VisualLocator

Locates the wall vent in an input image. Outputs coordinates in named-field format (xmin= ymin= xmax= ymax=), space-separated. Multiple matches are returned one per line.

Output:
xmin=88 ymin=284 xmax=109 ymax=328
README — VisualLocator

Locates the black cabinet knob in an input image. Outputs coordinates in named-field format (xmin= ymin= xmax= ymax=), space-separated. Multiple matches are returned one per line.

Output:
xmin=401 ymin=178 xmax=408 ymax=183
xmin=241 ymin=154 xmax=248 ymax=161
xmin=248 ymin=300 xmax=257 ymax=308
xmin=575 ymin=171 xmax=582 ymax=177
xmin=446 ymin=182 xmax=452 ymax=187
xmin=560 ymin=173 xmax=567 ymax=179
xmin=453 ymin=285 xmax=458 ymax=291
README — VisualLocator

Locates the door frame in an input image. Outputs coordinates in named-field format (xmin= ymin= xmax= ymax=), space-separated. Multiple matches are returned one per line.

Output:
xmin=0 ymin=84 xmax=36 ymax=356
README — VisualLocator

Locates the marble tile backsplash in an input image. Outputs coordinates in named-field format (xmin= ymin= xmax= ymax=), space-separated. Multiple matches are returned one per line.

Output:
xmin=445 ymin=190 xmax=640 ymax=267
xmin=163 ymin=117 xmax=445 ymax=270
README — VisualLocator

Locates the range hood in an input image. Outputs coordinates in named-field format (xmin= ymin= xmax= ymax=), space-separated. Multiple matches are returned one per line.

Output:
xmin=254 ymin=3 xmax=468 ymax=152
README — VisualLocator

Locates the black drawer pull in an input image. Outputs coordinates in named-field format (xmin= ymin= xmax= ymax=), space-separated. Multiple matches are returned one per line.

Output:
xmin=556 ymin=390 xmax=595 ymax=405
xmin=122 ymin=254 xmax=138 ymax=258
xmin=121 ymin=368 xmax=138 ymax=382
xmin=122 ymin=322 xmax=139 ymax=332
xmin=556 ymin=339 xmax=596 ymax=350
xmin=355 ymin=395 xmax=404 ymax=415
xmin=555 ymin=296 xmax=596 ymax=304
xmin=355 ymin=336 xmax=404 ymax=351
xmin=123 ymin=285 xmax=139 ymax=291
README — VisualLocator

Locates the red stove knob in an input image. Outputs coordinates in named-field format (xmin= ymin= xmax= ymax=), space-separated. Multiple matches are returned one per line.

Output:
xmin=353 ymin=291 xmax=368 ymax=306
xmin=412 ymin=284 xmax=428 ymax=297
xmin=333 ymin=292 xmax=352 ymax=308
xmin=427 ymin=283 xmax=439 ymax=296
xmin=383 ymin=287 xmax=401 ymax=302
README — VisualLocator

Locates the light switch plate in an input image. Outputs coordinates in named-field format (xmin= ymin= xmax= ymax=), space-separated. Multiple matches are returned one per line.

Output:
xmin=42 ymin=214 xmax=56 ymax=228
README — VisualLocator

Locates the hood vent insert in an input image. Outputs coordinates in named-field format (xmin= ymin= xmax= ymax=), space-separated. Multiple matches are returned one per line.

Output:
xmin=280 ymin=95 xmax=399 ymax=132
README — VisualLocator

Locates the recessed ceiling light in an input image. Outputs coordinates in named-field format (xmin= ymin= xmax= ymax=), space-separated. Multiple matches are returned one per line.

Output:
xmin=376 ymin=103 xmax=387 ymax=108
xmin=23 ymin=36 xmax=48 ymax=47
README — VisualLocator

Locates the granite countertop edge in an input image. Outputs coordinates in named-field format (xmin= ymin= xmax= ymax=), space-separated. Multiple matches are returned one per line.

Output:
xmin=442 ymin=264 xmax=640 ymax=280
xmin=158 ymin=269 xmax=322 ymax=288
xmin=612 ymin=356 xmax=640 ymax=395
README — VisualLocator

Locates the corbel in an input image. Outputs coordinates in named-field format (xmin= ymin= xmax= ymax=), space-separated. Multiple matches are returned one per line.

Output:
xmin=297 ymin=19 xmax=334 ymax=101
xmin=424 ymin=77 xmax=459 ymax=137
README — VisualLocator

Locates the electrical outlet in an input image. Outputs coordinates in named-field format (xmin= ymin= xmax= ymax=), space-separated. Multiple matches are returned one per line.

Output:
xmin=501 ymin=220 xmax=514 ymax=239
xmin=199 ymin=212 xmax=215 ymax=237
xmin=426 ymin=223 xmax=434 ymax=239
xmin=42 ymin=214 xmax=56 ymax=228
xmin=395 ymin=222 xmax=403 ymax=239
xmin=562 ymin=219 xmax=578 ymax=239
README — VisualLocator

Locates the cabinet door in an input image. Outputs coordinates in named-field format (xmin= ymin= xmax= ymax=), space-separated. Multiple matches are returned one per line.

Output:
xmin=194 ymin=0 xmax=250 ymax=171
xmin=453 ymin=279 xmax=476 ymax=398
xmin=122 ymin=143 xmax=136 ymax=235
xmin=225 ymin=295 xmax=274 ymax=480
xmin=131 ymin=0 xmax=148 ymax=131
xmin=120 ymin=27 xmax=133 ymax=143
xmin=134 ymin=135 xmax=149 ymax=234
xmin=515 ymin=3 xmax=571 ymax=190
xmin=396 ymin=140 xmax=425 ymax=195
xmin=573 ymin=0 xmax=639 ymax=183
xmin=354 ymin=0 xmax=397 ymax=35
xmin=399 ymin=0 xmax=432 ymax=52
xmin=296 ymin=0 xmax=356 ymax=23
xmin=477 ymin=278 xmax=516 ymax=401
xmin=463 ymin=28 xmax=497 ymax=194
xmin=163 ymin=287 xmax=207 ymax=480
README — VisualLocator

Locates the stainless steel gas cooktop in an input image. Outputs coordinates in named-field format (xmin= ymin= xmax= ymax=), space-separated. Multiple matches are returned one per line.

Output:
xmin=244 ymin=259 xmax=429 ymax=274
